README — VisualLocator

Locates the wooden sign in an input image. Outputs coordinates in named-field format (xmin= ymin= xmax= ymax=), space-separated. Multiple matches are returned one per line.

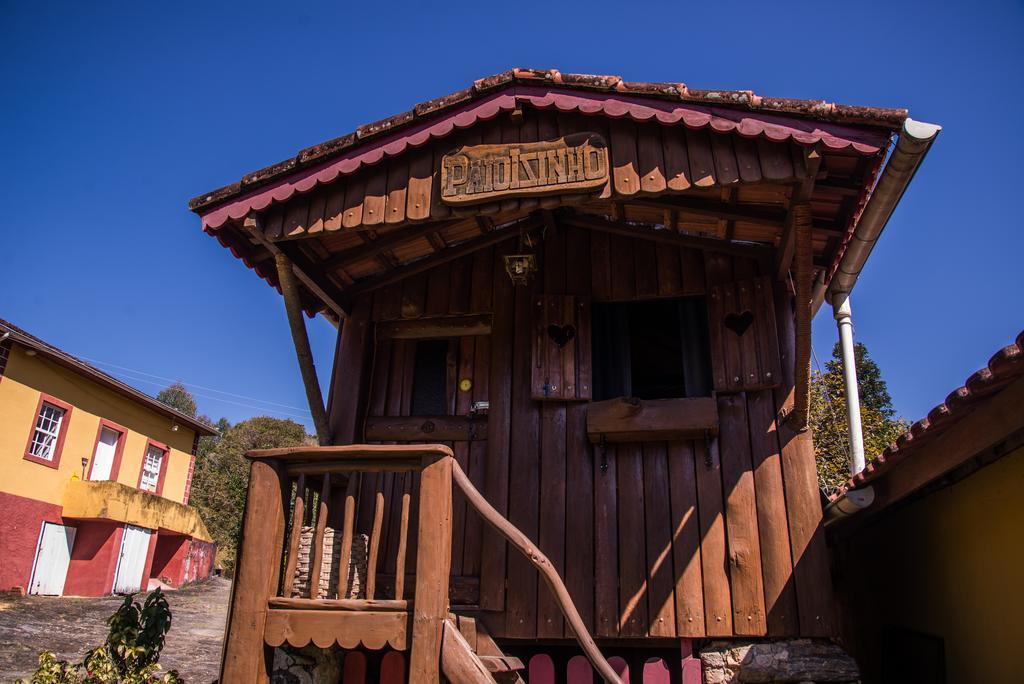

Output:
xmin=441 ymin=132 xmax=608 ymax=205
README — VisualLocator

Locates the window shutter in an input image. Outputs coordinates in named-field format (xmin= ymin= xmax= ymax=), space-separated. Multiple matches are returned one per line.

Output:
xmin=531 ymin=294 xmax=592 ymax=401
xmin=707 ymin=276 xmax=781 ymax=393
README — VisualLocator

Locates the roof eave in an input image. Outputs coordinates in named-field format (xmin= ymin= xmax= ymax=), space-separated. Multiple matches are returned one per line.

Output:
xmin=813 ymin=118 xmax=942 ymax=313
xmin=188 ymin=68 xmax=908 ymax=215
xmin=3 ymin=330 xmax=219 ymax=437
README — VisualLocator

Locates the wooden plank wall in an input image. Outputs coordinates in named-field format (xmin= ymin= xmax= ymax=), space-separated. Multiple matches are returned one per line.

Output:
xmin=336 ymin=225 xmax=834 ymax=640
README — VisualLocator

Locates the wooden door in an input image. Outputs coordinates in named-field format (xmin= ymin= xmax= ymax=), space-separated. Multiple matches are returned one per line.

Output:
xmin=113 ymin=525 xmax=152 ymax=594
xmin=89 ymin=427 xmax=119 ymax=481
xmin=29 ymin=522 xmax=76 ymax=595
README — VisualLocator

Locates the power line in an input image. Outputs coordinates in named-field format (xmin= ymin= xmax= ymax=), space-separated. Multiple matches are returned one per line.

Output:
xmin=78 ymin=354 xmax=312 ymax=413
xmin=94 ymin=366 xmax=312 ymax=421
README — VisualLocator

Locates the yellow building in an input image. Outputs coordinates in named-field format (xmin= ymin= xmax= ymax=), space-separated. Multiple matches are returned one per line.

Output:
xmin=828 ymin=330 xmax=1024 ymax=682
xmin=0 ymin=318 xmax=218 ymax=596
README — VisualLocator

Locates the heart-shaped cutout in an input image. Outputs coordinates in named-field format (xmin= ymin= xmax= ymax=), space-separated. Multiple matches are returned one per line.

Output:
xmin=547 ymin=323 xmax=576 ymax=348
xmin=724 ymin=310 xmax=754 ymax=336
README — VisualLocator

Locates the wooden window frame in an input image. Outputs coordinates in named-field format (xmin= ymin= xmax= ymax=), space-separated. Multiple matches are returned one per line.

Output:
xmin=136 ymin=439 xmax=170 ymax=497
xmin=87 ymin=419 xmax=128 ymax=482
xmin=23 ymin=393 xmax=73 ymax=469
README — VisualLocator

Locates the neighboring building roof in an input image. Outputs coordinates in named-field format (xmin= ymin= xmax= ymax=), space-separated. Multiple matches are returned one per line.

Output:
xmin=835 ymin=329 xmax=1024 ymax=499
xmin=189 ymin=67 xmax=907 ymax=217
xmin=0 ymin=318 xmax=218 ymax=436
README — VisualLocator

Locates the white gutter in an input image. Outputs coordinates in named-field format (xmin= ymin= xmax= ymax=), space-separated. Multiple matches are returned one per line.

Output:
xmin=824 ymin=486 xmax=875 ymax=523
xmin=812 ymin=118 xmax=941 ymax=315
xmin=816 ymin=118 xmax=940 ymax=524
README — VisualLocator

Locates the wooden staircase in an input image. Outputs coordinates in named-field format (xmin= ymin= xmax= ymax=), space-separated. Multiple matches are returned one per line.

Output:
xmin=443 ymin=614 xmax=525 ymax=684
xmin=220 ymin=444 xmax=621 ymax=683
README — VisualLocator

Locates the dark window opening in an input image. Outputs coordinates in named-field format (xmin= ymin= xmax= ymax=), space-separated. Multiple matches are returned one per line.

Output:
xmin=592 ymin=298 xmax=713 ymax=401
xmin=410 ymin=340 xmax=449 ymax=415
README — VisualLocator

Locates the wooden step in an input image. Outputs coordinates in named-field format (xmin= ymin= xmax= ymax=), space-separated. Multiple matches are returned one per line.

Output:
xmin=442 ymin=619 xmax=496 ymax=683
xmin=478 ymin=655 xmax=525 ymax=673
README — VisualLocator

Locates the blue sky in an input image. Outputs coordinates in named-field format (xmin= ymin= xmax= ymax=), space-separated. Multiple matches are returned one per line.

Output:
xmin=2 ymin=1 xmax=1021 ymax=432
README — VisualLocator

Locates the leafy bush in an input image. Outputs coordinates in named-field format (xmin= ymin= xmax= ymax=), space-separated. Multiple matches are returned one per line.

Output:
xmin=20 ymin=590 xmax=181 ymax=683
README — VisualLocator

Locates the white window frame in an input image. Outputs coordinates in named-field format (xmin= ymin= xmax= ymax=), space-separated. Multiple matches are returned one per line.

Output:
xmin=139 ymin=444 xmax=165 ymax=492
xmin=29 ymin=402 xmax=67 ymax=462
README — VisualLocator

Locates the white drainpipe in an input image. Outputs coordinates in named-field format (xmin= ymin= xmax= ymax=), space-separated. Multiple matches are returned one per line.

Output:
xmin=818 ymin=119 xmax=940 ymax=524
xmin=832 ymin=292 xmax=866 ymax=476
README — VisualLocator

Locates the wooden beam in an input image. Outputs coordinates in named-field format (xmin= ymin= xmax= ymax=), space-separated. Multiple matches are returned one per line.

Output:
xmin=426 ymin=232 xmax=448 ymax=252
xmin=267 ymin=597 xmax=408 ymax=611
xmin=785 ymin=202 xmax=814 ymax=431
xmin=275 ymin=253 xmax=332 ymax=444
xmin=341 ymin=217 xmax=536 ymax=299
xmin=586 ymin=396 xmax=719 ymax=443
xmin=376 ymin=314 xmax=492 ymax=340
xmin=637 ymin=196 xmax=787 ymax=228
xmin=365 ymin=415 xmax=487 ymax=442
xmin=245 ymin=215 xmax=348 ymax=320
xmin=249 ymin=443 xmax=454 ymax=462
xmin=775 ymin=149 xmax=822 ymax=280
xmin=322 ymin=219 xmax=461 ymax=271
xmin=357 ymin=230 xmax=399 ymax=270
xmin=559 ymin=212 xmax=771 ymax=259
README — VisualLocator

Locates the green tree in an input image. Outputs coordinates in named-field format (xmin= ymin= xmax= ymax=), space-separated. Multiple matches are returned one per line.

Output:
xmin=195 ymin=415 xmax=230 ymax=460
xmin=810 ymin=341 xmax=908 ymax=496
xmin=155 ymin=383 xmax=197 ymax=418
xmin=189 ymin=417 xmax=313 ymax=575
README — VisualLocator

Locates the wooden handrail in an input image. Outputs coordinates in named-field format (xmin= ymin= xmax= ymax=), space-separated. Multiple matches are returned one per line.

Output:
xmin=235 ymin=444 xmax=616 ymax=683
xmin=450 ymin=459 xmax=622 ymax=684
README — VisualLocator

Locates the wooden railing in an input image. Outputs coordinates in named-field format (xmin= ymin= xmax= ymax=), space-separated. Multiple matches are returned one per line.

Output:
xmin=219 ymin=444 xmax=619 ymax=684
xmin=450 ymin=457 xmax=622 ymax=684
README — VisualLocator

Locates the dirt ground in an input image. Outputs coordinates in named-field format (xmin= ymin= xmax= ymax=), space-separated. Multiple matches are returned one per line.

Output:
xmin=0 ymin=577 xmax=230 ymax=683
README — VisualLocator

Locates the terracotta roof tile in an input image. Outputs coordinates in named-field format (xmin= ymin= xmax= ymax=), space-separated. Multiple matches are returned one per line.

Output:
xmin=189 ymin=68 xmax=908 ymax=213
xmin=834 ymin=330 xmax=1024 ymax=498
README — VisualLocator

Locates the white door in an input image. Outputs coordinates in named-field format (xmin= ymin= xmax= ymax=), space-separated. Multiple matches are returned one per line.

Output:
xmin=113 ymin=525 xmax=152 ymax=594
xmin=89 ymin=427 xmax=120 ymax=481
xmin=29 ymin=523 xmax=76 ymax=595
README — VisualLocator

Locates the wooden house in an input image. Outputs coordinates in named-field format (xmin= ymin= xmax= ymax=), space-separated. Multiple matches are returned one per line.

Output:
xmin=0 ymin=318 xmax=217 ymax=597
xmin=189 ymin=69 xmax=938 ymax=683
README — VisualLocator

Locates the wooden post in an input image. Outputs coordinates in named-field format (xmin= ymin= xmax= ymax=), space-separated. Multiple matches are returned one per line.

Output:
xmin=275 ymin=252 xmax=332 ymax=444
xmin=787 ymin=202 xmax=813 ymax=430
xmin=408 ymin=455 xmax=453 ymax=684
xmin=220 ymin=459 xmax=286 ymax=683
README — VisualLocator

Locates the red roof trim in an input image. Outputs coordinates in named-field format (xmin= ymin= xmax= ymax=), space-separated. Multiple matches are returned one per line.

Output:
xmin=196 ymin=85 xmax=891 ymax=231
xmin=835 ymin=330 xmax=1024 ymax=498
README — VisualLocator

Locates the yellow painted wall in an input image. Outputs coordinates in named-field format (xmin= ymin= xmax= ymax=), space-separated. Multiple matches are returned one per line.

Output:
xmin=0 ymin=344 xmax=198 ymax=506
xmin=837 ymin=446 xmax=1024 ymax=682
xmin=62 ymin=479 xmax=212 ymax=541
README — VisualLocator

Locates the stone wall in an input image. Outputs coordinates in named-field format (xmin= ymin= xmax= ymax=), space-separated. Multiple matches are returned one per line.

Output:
xmin=271 ymin=645 xmax=344 ymax=684
xmin=291 ymin=527 xmax=368 ymax=599
xmin=700 ymin=639 xmax=860 ymax=683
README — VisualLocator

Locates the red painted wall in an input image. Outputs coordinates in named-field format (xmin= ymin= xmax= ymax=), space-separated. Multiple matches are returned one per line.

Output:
xmin=0 ymin=491 xmax=63 ymax=593
xmin=63 ymin=522 xmax=122 ymax=596
xmin=150 ymin=534 xmax=188 ymax=585
xmin=182 ymin=538 xmax=215 ymax=584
